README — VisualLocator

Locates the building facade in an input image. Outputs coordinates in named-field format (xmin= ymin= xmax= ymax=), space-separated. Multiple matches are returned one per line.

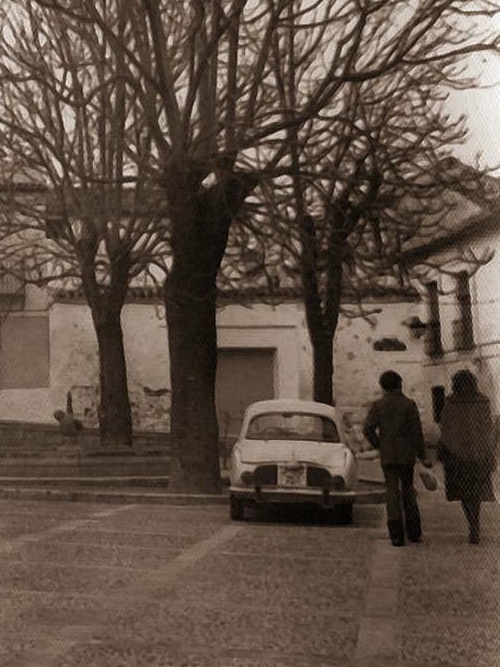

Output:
xmin=0 ymin=285 xmax=432 ymax=446
xmin=417 ymin=212 xmax=500 ymax=444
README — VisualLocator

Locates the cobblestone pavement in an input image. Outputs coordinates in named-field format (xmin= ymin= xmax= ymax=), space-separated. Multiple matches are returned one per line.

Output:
xmin=0 ymin=473 xmax=498 ymax=667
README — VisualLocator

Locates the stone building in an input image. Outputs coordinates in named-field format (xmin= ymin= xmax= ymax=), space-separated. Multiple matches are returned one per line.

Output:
xmin=408 ymin=202 xmax=500 ymax=444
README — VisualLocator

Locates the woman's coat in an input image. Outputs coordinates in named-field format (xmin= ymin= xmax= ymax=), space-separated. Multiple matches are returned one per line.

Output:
xmin=439 ymin=393 xmax=496 ymax=502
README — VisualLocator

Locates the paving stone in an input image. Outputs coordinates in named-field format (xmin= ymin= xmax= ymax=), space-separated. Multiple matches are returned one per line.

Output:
xmin=184 ymin=551 xmax=372 ymax=582
xmin=0 ymin=561 xmax=153 ymax=595
xmin=222 ymin=531 xmax=381 ymax=559
xmin=13 ymin=540 xmax=184 ymax=569
xmin=0 ymin=614 xmax=39 ymax=665
xmin=156 ymin=576 xmax=366 ymax=614
xmin=0 ymin=588 xmax=107 ymax=614
xmin=96 ymin=507 xmax=228 ymax=533
xmin=399 ymin=585 xmax=500 ymax=619
xmin=400 ymin=558 xmax=499 ymax=588
xmin=51 ymin=529 xmax=202 ymax=550
xmin=401 ymin=617 xmax=500 ymax=666
xmin=0 ymin=499 xmax=101 ymax=517
xmin=95 ymin=603 xmax=359 ymax=661
xmin=0 ymin=494 xmax=497 ymax=667
xmin=54 ymin=642 xmax=352 ymax=667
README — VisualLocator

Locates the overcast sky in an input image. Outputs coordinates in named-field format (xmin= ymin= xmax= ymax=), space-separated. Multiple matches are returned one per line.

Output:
xmin=445 ymin=20 xmax=500 ymax=174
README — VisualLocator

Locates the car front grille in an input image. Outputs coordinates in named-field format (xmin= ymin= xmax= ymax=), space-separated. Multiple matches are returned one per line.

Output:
xmin=307 ymin=466 xmax=332 ymax=488
xmin=254 ymin=464 xmax=278 ymax=486
xmin=253 ymin=464 xmax=341 ymax=490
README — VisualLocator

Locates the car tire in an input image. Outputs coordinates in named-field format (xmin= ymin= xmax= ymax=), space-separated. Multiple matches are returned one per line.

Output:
xmin=230 ymin=495 xmax=245 ymax=521
xmin=335 ymin=503 xmax=354 ymax=525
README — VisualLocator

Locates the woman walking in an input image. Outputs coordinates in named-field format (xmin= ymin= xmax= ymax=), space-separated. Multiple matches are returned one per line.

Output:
xmin=439 ymin=370 xmax=496 ymax=544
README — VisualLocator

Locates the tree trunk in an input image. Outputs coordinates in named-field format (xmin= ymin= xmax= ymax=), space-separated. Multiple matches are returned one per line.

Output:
xmin=162 ymin=176 xmax=222 ymax=494
xmin=311 ymin=331 xmax=334 ymax=405
xmin=163 ymin=169 xmax=257 ymax=493
xmin=165 ymin=271 xmax=221 ymax=493
xmin=94 ymin=312 xmax=133 ymax=447
xmin=299 ymin=213 xmax=343 ymax=408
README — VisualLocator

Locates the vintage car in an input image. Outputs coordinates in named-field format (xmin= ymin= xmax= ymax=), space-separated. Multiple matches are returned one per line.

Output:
xmin=228 ymin=398 xmax=358 ymax=522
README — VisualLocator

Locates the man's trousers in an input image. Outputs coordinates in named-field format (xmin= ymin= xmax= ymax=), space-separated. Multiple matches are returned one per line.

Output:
xmin=382 ymin=464 xmax=422 ymax=543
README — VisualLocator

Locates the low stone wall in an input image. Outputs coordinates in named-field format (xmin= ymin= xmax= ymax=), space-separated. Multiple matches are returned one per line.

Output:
xmin=0 ymin=420 xmax=171 ymax=458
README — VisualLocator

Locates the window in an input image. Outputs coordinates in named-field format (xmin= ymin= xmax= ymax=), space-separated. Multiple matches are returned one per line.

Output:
xmin=0 ymin=315 xmax=49 ymax=388
xmin=246 ymin=412 xmax=340 ymax=443
xmin=453 ymin=272 xmax=474 ymax=351
xmin=425 ymin=281 xmax=443 ymax=357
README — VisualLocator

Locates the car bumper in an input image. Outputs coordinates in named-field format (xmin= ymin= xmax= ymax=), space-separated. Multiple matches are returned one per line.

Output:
xmin=229 ymin=485 xmax=357 ymax=507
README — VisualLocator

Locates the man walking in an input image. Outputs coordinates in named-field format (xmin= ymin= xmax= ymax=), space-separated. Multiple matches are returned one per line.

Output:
xmin=363 ymin=370 xmax=431 ymax=547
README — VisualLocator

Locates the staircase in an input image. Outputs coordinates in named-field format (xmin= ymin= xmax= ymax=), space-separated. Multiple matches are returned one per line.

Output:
xmin=0 ymin=421 xmax=172 ymax=490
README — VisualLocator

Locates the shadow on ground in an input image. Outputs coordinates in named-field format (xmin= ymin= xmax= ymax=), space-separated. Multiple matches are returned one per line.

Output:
xmin=240 ymin=503 xmax=384 ymax=528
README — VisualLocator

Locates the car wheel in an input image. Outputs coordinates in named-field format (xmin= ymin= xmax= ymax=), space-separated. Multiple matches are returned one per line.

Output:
xmin=335 ymin=503 xmax=354 ymax=525
xmin=230 ymin=495 xmax=245 ymax=521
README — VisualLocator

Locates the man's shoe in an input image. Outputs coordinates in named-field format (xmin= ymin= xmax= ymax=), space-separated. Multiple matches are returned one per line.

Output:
xmin=391 ymin=538 xmax=405 ymax=547
xmin=405 ymin=520 xmax=422 ymax=543
xmin=388 ymin=520 xmax=405 ymax=544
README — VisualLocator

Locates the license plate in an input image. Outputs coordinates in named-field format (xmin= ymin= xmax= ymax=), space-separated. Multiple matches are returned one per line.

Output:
xmin=278 ymin=465 xmax=306 ymax=487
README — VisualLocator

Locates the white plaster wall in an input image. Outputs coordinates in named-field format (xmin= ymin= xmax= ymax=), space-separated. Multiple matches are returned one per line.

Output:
xmin=50 ymin=302 xmax=171 ymax=392
xmin=50 ymin=303 xmax=100 ymax=411
xmin=334 ymin=301 xmax=426 ymax=402
xmin=0 ymin=285 xmax=53 ymax=423
xmin=471 ymin=236 xmax=500 ymax=347
xmin=24 ymin=285 xmax=51 ymax=311
xmin=0 ymin=389 xmax=53 ymax=422
xmin=0 ymin=296 xmax=434 ymax=433
xmin=333 ymin=301 xmax=432 ymax=439
xmin=0 ymin=303 xmax=53 ymax=422
xmin=121 ymin=303 xmax=172 ymax=430
xmin=217 ymin=302 xmax=311 ymax=400
xmin=122 ymin=303 xmax=170 ymax=392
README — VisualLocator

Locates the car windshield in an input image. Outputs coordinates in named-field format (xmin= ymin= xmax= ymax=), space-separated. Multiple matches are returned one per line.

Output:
xmin=246 ymin=412 xmax=340 ymax=443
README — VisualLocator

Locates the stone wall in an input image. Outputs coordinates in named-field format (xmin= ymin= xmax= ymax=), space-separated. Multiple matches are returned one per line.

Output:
xmin=69 ymin=384 xmax=171 ymax=432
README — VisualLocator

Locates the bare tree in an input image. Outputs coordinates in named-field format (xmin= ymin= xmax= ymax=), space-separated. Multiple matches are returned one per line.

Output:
xmin=225 ymin=62 xmax=498 ymax=405
xmin=0 ymin=2 xmax=169 ymax=446
xmin=5 ymin=0 xmax=500 ymax=490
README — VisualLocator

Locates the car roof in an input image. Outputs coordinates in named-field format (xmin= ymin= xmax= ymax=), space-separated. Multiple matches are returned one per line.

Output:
xmin=244 ymin=399 xmax=339 ymax=421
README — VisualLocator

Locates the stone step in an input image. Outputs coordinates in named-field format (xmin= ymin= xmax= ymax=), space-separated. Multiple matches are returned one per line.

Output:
xmin=0 ymin=475 xmax=170 ymax=488
xmin=0 ymin=485 xmax=229 ymax=505
xmin=0 ymin=420 xmax=171 ymax=457
xmin=0 ymin=456 xmax=172 ymax=477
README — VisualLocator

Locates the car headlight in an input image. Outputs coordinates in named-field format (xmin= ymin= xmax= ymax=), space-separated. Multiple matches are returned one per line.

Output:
xmin=241 ymin=470 xmax=255 ymax=485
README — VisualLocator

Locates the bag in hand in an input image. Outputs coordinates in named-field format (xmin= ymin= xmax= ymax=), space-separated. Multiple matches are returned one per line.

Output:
xmin=417 ymin=463 xmax=438 ymax=491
